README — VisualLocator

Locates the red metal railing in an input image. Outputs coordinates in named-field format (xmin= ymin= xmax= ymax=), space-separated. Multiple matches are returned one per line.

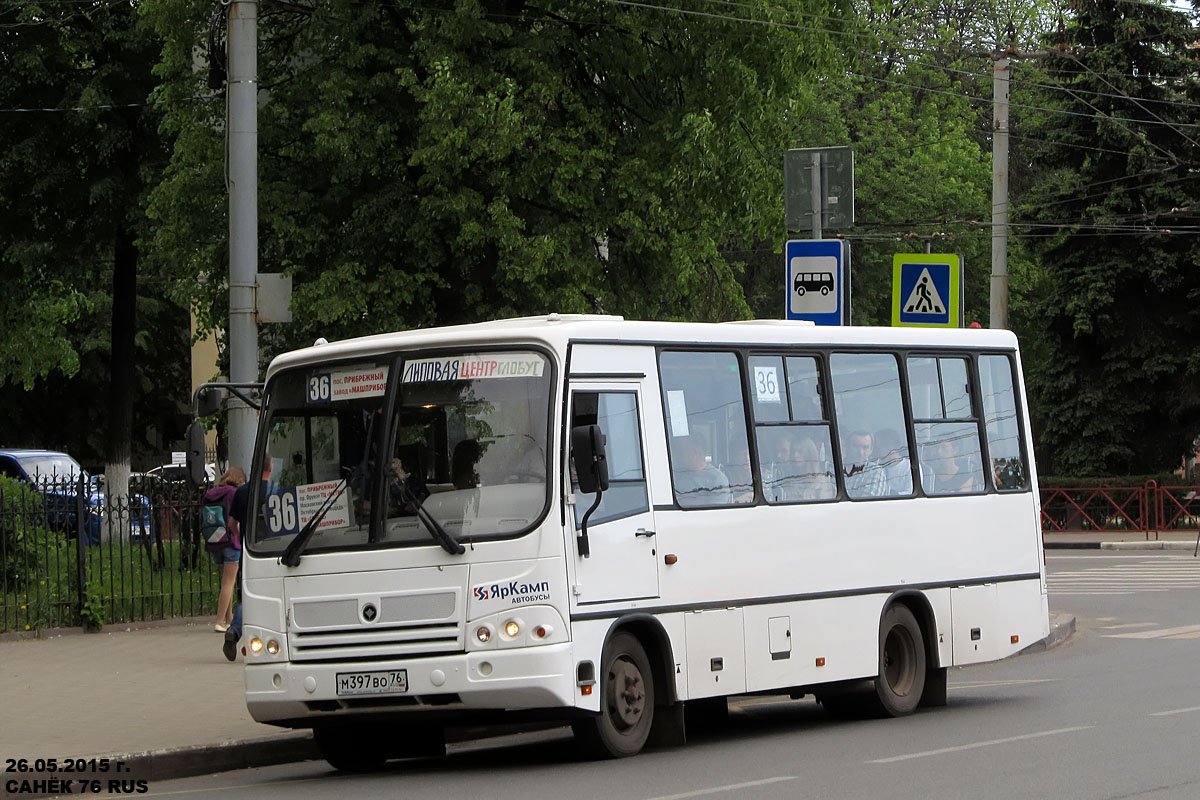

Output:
xmin=1040 ymin=482 xmax=1200 ymax=539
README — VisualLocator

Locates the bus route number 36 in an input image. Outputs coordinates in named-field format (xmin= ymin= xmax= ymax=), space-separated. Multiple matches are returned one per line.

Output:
xmin=308 ymin=374 xmax=332 ymax=403
xmin=265 ymin=491 xmax=300 ymax=536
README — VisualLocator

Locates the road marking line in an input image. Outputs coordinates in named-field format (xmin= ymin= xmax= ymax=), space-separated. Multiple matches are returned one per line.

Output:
xmin=950 ymin=679 xmax=1060 ymax=690
xmin=1105 ymin=624 xmax=1200 ymax=639
xmin=1097 ymin=623 xmax=1157 ymax=629
xmin=1150 ymin=705 xmax=1200 ymax=717
xmin=642 ymin=777 xmax=796 ymax=800
xmin=867 ymin=726 xmax=1093 ymax=764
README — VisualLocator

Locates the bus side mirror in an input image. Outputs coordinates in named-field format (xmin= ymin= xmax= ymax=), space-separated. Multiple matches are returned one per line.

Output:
xmin=186 ymin=422 xmax=208 ymax=487
xmin=571 ymin=424 xmax=609 ymax=494
xmin=195 ymin=387 xmax=223 ymax=417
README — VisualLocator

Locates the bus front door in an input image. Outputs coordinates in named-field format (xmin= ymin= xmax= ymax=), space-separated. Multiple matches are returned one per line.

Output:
xmin=568 ymin=384 xmax=660 ymax=605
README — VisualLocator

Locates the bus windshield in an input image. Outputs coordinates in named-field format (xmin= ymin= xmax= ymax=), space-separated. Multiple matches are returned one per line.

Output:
xmin=248 ymin=351 xmax=553 ymax=555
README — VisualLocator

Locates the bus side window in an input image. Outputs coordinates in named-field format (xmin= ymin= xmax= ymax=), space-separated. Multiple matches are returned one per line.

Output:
xmin=830 ymin=353 xmax=909 ymax=500
xmin=908 ymin=356 xmax=984 ymax=496
xmin=660 ymin=351 xmax=751 ymax=508
xmin=979 ymin=355 xmax=1028 ymax=490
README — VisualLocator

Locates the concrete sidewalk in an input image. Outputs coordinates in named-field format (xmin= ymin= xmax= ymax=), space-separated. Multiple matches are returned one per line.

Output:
xmin=2 ymin=607 xmax=1080 ymax=790
xmin=1044 ymin=530 xmax=1200 ymax=549
xmin=1 ymin=619 xmax=318 ymax=786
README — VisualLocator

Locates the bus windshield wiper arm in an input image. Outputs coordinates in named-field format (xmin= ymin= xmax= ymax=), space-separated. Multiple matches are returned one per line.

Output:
xmin=396 ymin=478 xmax=465 ymax=556
xmin=280 ymin=478 xmax=349 ymax=567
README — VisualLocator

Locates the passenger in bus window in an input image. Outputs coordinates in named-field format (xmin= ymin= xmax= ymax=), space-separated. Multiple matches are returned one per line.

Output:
xmin=793 ymin=434 xmax=835 ymax=500
xmin=930 ymin=438 xmax=978 ymax=493
xmin=993 ymin=457 xmax=1023 ymax=490
xmin=843 ymin=430 xmax=886 ymax=498
xmin=762 ymin=430 xmax=796 ymax=502
xmin=722 ymin=427 xmax=754 ymax=504
xmin=873 ymin=428 xmax=913 ymax=497
xmin=672 ymin=434 xmax=731 ymax=506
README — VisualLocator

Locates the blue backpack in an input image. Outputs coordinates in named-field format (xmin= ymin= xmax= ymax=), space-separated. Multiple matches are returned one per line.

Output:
xmin=202 ymin=500 xmax=233 ymax=553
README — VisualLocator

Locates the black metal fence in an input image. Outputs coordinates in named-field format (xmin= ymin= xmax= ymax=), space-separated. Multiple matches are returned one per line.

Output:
xmin=0 ymin=475 xmax=220 ymax=634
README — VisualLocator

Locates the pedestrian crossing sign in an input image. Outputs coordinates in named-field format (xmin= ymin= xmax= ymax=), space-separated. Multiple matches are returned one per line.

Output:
xmin=891 ymin=254 xmax=962 ymax=328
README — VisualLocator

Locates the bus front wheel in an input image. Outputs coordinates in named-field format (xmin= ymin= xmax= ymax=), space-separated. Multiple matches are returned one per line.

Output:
xmin=574 ymin=632 xmax=655 ymax=758
xmin=874 ymin=605 xmax=926 ymax=716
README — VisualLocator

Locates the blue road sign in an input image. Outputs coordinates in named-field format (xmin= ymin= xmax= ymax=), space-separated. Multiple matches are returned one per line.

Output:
xmin=893 ymin=255 xmax=960 ymax=327
xmin=785 ymin=239 xmax=848 ymax=326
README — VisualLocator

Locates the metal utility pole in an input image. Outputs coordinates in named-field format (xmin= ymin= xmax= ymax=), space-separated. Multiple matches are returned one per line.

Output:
xmin=227 ymin=0 xmax=259 ymax=473
xmin=990 ymin=54 xmax=1010 ymax=330
xmin=810 ymin=151 xmax=823 ymax=240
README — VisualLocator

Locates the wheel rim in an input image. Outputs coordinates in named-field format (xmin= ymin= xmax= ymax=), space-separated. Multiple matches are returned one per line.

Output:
xmin=883 ymin=624 xmax=917 ymax=695
xmin=606 ymin=655 xmax=647 ymax=732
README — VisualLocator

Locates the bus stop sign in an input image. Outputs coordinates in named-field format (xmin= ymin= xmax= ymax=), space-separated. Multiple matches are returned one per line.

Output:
xmin=785 ymin=239 xmax=849 ymax=326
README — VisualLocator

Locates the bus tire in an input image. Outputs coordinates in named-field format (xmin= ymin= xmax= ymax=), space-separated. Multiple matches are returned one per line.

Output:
xmin=874 ymin=604 xmax=926 ymax=716
xmin=314 ymin=724 xmax=390 ymax=772
xmin=574 ymin=632 xmax=655 ymax=758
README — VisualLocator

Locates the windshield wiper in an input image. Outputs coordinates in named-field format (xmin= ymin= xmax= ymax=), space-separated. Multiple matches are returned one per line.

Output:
xmin=280 ymin=478 xmax=349 ymax=567
xmin=394 ymin=477 xmax=465 ymax=556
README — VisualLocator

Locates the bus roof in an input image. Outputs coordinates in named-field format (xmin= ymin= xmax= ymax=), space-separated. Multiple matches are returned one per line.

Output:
xmin=267 ymin=314 xmax=1020 ymax=379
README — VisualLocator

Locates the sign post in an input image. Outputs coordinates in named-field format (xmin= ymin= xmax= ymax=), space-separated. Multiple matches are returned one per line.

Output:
xmin=891 ymin=253 xmax=964 ymax=328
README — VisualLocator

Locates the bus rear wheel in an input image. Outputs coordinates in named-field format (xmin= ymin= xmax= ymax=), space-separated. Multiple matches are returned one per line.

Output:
xmin=574 ymin=632 xmax=655 ymax=758
xmin=874 ymin=605 xmax=925 ymax=716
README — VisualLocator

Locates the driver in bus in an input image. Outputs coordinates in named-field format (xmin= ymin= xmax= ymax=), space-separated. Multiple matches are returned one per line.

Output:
xmin=387 ymin=454 xmax=429 ymax=515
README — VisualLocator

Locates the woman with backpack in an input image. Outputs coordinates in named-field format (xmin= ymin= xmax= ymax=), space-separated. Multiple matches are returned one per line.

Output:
xmin=204 ymin=467 xmax=247 ymax=632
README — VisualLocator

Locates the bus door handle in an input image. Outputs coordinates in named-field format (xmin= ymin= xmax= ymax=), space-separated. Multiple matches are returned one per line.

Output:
xmin=634 ymin=528 xmax=656 ymax=538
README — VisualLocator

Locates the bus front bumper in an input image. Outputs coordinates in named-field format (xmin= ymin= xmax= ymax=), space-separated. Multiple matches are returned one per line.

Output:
xmin=245 ymin=642 xmax=577 ymax=726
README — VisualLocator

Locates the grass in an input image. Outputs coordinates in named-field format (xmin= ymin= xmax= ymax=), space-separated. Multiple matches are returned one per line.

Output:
xmin=1 ymin=535 xmax=220 ymax=633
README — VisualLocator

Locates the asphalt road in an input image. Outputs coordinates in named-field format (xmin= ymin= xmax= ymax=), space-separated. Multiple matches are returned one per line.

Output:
xmin=137 ymin=552 xmax=1200 ymax=800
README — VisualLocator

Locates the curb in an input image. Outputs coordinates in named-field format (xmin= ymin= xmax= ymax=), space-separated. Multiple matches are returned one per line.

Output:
xmin=2 ymin=734 xmax=318 ymax=799
xmin=1101 ymin=541 xmax=1196 ymax=551
xmin=1019 ymin=613 xmax=1075 ymax=655
xmin=1045 ymin=541 xmax=1198 ymax=551
xmin=120 ymin=733 xmax=319 ymax=782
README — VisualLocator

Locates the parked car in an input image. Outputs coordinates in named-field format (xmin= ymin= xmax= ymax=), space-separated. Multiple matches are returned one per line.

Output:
xmin=131 ymin=462 xmax=214 ymax=568
xmin=0 ymin=449 xmax=152 ymax=544
xmin=138 ymin=462 xmax=217 ymax=486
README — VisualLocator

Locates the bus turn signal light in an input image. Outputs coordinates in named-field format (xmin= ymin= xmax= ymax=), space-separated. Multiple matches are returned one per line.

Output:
xmin=1011 ymin=635 xmax=1019 ymax=644
xmin=664 ymin=554 xmax=678 ymax=565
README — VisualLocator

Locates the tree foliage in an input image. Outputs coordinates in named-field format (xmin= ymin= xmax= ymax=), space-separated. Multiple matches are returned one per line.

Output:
xmin=1015 ymin=0 xmax=1200 ymax=475
xmin=0 ymin=2 xmax=188 ymax=469
xmin=148 ymin=0 xmax=854 ymax=355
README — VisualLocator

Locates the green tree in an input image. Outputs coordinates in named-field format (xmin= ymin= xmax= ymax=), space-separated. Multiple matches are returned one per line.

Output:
xmin=1015 ymin=0 xmax=1200 ymax=475
xmin=147 ymin=0 xmax=855 ymax=355
xmin=0 ymin=3 xmax=183 ymax=495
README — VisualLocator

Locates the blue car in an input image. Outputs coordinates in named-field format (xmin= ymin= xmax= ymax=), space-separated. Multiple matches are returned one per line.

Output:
xmin=0 ymin=449 xmax=152 ymax=544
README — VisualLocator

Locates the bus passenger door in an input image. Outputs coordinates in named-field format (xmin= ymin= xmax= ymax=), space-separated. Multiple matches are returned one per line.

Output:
xmin=568 ymin=385 xmax=660 ymax=605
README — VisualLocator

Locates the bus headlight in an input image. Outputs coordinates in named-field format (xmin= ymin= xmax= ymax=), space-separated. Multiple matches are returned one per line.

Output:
xmin=476 ymin=625 xmax=492 ymax=643
xmin=266 ymin=639 xmax=280 ymax=655
xmin=249 ymin=637 xmax=264 ymax=654
xmin=504 ymin=620 xmax=520 ymax=638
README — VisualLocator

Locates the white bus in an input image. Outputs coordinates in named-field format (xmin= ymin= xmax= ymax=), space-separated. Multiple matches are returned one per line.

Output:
xmin=232 ymin=314 xmax=1048 ymax=769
